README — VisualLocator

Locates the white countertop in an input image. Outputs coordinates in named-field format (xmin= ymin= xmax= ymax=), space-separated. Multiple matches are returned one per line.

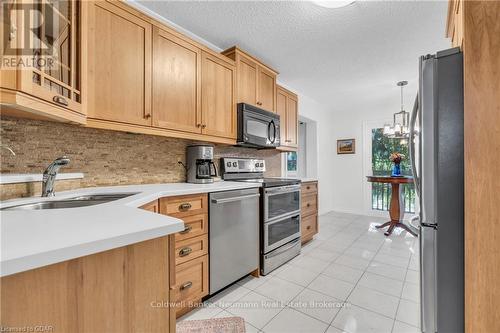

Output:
xmin=0 ymin=181 xmax=261 ymax=277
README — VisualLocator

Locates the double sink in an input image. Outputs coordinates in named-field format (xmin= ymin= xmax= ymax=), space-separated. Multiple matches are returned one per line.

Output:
xmin=1 ymin=193 xmax=137 ymax=211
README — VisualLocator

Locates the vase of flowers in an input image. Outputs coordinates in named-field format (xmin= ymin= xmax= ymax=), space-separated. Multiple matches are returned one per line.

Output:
xmin=390 ymin=152 xmax=405 ymax=176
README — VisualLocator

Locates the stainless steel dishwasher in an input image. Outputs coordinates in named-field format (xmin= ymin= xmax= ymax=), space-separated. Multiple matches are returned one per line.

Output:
xmin=209 ymin=187 xmax=260 ymax=294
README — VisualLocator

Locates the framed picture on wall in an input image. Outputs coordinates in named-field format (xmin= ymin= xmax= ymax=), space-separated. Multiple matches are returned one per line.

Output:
xmin=337 ymin=138 xmax=355 ymax=154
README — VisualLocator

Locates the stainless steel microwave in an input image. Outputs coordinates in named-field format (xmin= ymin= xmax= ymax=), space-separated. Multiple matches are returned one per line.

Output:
xmin=237 ymin=103 xmax=280 ymax=149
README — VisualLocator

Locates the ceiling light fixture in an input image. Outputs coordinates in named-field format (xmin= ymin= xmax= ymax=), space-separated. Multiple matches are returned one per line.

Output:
xmin=312 ymin=1 xmax=355 ymax=9
xmin=384 ymin=81 xmax=411 ymax=139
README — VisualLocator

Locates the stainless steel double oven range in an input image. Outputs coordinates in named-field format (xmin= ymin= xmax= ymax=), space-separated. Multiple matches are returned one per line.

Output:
xmin=221 ymin=158 xmax=301 ymax=275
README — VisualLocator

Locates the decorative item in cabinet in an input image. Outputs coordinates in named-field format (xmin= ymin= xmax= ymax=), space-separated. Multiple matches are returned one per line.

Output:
xmin=301 ymin=181 xmax=319 ymax=243
xmin=0 ymin=0 xmax=86 ymax=123
xmin=276 ymin=85 xmax=299 ymax=150
xmin=222 ymin=46 xmax=278 ymax=113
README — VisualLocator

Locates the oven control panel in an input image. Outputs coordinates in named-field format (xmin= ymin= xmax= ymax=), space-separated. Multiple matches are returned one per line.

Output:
xmin=221 ymin=158 xmax=266 ymax=173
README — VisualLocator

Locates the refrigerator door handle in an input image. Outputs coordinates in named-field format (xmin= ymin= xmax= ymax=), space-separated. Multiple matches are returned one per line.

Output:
xmin=420 ymin=225 xmax=437 ymax=333
xmin=409 ymin=93 xmax=420 ymax=197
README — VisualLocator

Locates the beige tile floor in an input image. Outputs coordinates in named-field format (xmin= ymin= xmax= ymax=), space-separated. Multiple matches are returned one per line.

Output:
xmin=178 ymin=212 xmax=421 ymax=333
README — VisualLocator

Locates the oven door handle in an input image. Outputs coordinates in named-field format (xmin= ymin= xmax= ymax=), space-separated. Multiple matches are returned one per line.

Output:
xmin=265 ymin=184 xmax=301 ymax=194
xmin=265 ymin=238 xmax=301 ymax=259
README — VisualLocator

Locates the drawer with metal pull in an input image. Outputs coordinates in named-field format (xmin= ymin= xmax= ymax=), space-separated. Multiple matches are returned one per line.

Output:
xmin=175 ymin=255 xmax=209 ymax=305
xmin=160 ymin=194 xmax=208 ymax=218
xmin=174 ymin=234 xmax=208 ymax=265
xmin=174 ymin=213 xmax=208 ymax=242
xmin=301 ymin=213 xmax=318 ymax=240
xmin=301 ymin=181 xmax=318 ymax=195
xmin=301 ymin=193 xmax=318 ymax=216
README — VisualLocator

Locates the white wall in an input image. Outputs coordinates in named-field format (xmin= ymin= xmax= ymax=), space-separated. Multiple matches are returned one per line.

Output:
xmin=328 ymin=86 xmax=417 ymax=216
xmin=296 ymin=94 xmax=336 ymax=215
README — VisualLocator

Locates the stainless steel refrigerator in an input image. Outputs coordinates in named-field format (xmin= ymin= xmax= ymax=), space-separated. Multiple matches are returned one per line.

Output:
xmin=409 ymin=47 xmax=464 ymax=333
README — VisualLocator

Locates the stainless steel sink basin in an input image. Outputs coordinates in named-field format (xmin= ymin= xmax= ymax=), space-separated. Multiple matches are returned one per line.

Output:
xmin=1 ymin=193 xmax=138 ymax=211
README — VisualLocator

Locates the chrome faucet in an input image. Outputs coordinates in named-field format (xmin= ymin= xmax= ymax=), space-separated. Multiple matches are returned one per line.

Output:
xmin=42 ymin=156 xmax=70 ymax=197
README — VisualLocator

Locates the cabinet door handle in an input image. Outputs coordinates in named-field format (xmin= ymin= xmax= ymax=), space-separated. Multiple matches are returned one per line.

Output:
xmin=53 ymin=96 xmax=68 ymax=106
xmin=180 ymin=281 xmax=193 ymax=290
xmin=179 ymin=203 xmax=192 ymax=211
xmin=307 ymin=203 xmax=311 ymax=207
xmin=179 ymin=225 xmax=192 ymax=234
xmin=196 ymin=123 xmax=202 ymax=128
xmin=256 ymin=101 xmax=262 ymax=106
xmin=306 ymin=186 xmax=310 ymax=190
xmin=201 ymin=124 xmax=206 ymax=129
xmin=179 ymin=247 xmax=192 ymax=257
xmin=144 ymin=113 xmax=151 ymax=119
xmin=306 ymin=226 xmax=311 ymax=230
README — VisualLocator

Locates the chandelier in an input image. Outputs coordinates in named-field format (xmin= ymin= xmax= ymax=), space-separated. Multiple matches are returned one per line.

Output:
xmin=384 ymin=81 xmax=410 ymax=139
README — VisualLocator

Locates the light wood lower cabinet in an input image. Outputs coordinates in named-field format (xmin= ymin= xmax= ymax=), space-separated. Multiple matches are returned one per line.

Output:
xmin=0 ymin=237 xmax=173 ymax=333
xmin=301 ymin=181 xmax=319 ymax=243
xmin=175 ymin=234 xmax=209 ymax=265
xmin=174 ymin=255 xmax=209 ymax=315
xmin=160 ymin=193 xmax=208 ymax=218
xmin=159 ymin=193 xmax=210 ymax=317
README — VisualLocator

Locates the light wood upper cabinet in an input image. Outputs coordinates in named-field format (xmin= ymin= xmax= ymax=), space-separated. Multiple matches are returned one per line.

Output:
xmin=276 ymin=85 xmax=298 ymax=149
xmin=258 ymin=66 xmax=277 ymax=111
xmin=87 ymin=0 xmax=152 ymax=126
xmin=446 ymin=0 xmax=464 ymax=49
xmin=276 ymin=88 xmax=287 ymax=128
xmin=153 ymin=28 xmax=202 ymax=133
xmin=286 ymin=95 xmax=298 ymax=147
xmin=0 ymin=0 xmax=86 ymax=123
xmin=237 ymin=56 xmax=258 ymax=106
xmin=222 ymin=46 xmax=278 ymax=112
xmin=201 ymin=51 xmax=236 ymax=139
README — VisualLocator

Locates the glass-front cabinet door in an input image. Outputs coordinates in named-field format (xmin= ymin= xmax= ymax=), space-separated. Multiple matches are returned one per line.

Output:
xmin=16 ymin=0 xmax=83 ymax=114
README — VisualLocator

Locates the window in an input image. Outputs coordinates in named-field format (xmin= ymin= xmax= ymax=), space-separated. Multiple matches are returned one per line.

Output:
xmin=371 ymin=128 xmax=416 ymax=213
xmin=286 ymin=151 xmax=297 ymax=177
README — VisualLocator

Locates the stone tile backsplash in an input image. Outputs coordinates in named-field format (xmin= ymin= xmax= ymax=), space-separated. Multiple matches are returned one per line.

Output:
xmin=0 ymin=117 xmax=281 ymax=200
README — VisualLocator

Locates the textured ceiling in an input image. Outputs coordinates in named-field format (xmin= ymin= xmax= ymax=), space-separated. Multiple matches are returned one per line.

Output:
xmin=137 ymin=0 xmax=450 ymax=114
